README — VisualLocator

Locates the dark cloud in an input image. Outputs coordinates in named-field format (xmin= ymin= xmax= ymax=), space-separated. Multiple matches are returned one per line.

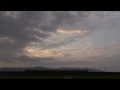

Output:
xmin=65 ymin=49 xmax=79 ymax=52
xmin=63 ymin=54 xmax=71 ymax=57
xmin=40 ymin=11 xmax=91 ymax=32
xmin=0 ymin=11 xmax=98 ymax=65
xmin=44 ymin=59 xmax=90 ymax=67
xmin=18 ymin=55 xmax=55 ymax=64
xmin=0 ymin=11 xmax=52 ymax=63
xmin=0 ymin=11 xmax=89 ymax=48
xmin=0 ymin=55 xmax=56 ymax=64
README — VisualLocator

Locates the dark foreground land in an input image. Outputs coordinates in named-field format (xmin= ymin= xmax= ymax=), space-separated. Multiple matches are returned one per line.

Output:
xmin=0 ymin=70 xmax=120 ymax=79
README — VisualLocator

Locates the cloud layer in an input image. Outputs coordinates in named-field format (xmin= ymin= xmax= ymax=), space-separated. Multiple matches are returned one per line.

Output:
xmin=0 ymin=11 xmax=120 ymax=71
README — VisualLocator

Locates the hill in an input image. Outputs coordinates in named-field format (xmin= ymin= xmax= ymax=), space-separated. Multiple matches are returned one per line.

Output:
xmin=0 ymin=66 xmax=103 ymax=72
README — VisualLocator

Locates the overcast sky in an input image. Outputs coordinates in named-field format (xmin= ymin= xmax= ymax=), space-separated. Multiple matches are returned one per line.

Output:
xmin=0 ymin=11 xmax=120 ymax=72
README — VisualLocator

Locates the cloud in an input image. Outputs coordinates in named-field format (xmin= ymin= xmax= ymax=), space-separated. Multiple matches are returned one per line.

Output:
xmin=0 ymin=11 xmax=92 ymax=64
xmin=18 ymin=55 xmax=55 ymax=63
xmin=40 ymin=11 xmax=91 ymax=32
xmin=0 ymin=11 xmax=52 ymax=63
xmin=63 ymin=54 xmax=71 ymax=57
xmin=56 ymin=29 xmax=88 ymax=35
xmin=0 ymin=55 xmax=56 ymax=64
xmin=1 ymin=11 xmax=120 ymax=70
xmin=0 ymin=11 xmax=90 ymax=49
xmin=37 ymin=37 xmax=78 ymax=50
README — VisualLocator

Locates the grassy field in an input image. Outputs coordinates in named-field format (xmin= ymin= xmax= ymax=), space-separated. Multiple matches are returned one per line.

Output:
xmin=1 ymin=75 xmax=120 ymax=79
xmin=0 ymin=75 xmax=65 ymax=79
xmin=72 ymin=75 xmax=120 ymax=79
xmin=1 ymin=71 xmax=120 ymax=79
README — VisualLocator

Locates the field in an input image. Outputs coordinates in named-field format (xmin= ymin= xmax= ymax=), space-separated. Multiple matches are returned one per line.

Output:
xmin=72 ymin=72 xmax=120 ymax=79
xmin=1 ymin=71 xmax=120 ymax=79
xmin=0 ymin=71 xmax=67 ymax=79
xmin=73 ymin=75 xmax=120 ymax=79
xmin=0 ymin=75 xmax=64 ymax=79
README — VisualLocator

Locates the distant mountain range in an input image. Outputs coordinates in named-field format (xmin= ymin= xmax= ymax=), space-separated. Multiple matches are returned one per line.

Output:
xmin=0 ymin=66 xmax=103 ymax=72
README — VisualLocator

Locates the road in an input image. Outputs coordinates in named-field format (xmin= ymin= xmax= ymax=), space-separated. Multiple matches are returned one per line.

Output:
xmin=61 ymin=76 xmax=73 ymax=79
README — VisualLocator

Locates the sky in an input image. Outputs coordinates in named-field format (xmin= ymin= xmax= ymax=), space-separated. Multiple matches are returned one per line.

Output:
xmin=0 ymin=11 xmax=120 ymax=72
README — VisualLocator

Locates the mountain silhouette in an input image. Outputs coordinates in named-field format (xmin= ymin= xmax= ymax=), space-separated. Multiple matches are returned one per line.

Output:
xmin=0 ymin=66 xmax=103 ymax=72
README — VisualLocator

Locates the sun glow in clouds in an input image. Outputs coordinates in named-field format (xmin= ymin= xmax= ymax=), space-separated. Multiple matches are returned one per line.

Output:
xmin=23 ymin=46 xmax=65 ymax=58
xmin=57 ymin=29 xmax=88 ymax=35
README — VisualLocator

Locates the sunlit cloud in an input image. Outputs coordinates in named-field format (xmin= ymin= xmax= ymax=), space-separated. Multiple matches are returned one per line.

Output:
xmin=57 ymin=29 xmax=88 ymax=35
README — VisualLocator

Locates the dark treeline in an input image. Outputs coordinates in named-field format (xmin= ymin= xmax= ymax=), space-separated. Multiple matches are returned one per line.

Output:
xmin=0 ymin=70 xmax=120 ymax=76
xmin=0 ymin=66 xmax=103 ymax=72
